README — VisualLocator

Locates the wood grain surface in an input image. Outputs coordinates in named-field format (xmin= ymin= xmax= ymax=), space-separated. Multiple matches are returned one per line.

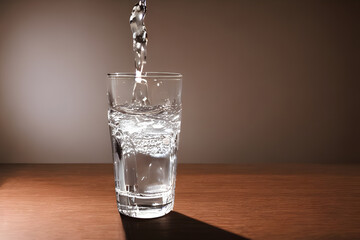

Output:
xmin=0 ymin=164 xmax=359 ymax=240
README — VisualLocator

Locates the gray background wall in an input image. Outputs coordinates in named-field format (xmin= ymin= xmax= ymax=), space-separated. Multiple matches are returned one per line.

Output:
xmin=0 ymin=0 xmax=359 ymax=163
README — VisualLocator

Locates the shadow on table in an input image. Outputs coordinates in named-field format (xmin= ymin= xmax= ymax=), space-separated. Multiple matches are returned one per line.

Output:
xmin=120 ymin=211 xmax=249 ymax=240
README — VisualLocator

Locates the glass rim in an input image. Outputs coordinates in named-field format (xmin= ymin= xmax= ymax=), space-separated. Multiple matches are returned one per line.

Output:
xmin=107 ymin=72 xmax=182 ymax=78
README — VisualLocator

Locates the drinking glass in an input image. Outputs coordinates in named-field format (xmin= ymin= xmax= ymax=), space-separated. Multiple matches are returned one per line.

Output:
xmin=107 ymin=72 xmax=182 ymax=219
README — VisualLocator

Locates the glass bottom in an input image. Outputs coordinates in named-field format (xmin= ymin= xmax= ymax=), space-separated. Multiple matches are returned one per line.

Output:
xmin=116 ymin=189 xmax=174 ymax=219
xmin=117 ymin=201 xmax=173 ymax=219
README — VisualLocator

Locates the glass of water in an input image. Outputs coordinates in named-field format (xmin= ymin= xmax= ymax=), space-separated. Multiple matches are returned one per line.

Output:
xmin=107 ymin=72 xmax=182 ymax=219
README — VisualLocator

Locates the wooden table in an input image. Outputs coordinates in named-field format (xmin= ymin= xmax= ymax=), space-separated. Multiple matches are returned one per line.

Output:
xmin=0 ymin=164 xmax=359 ymax=240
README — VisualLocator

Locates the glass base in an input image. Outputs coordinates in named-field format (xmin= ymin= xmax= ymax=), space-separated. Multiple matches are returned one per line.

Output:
xmin=117 ymin=201 xmax=173 ymax=219
xmin=116 ymin=189 xmax=174 ymax=219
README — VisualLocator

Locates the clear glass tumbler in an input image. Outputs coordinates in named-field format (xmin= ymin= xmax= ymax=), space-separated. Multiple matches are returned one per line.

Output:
xmin=107 ymin=72 xmax=182 ymax=219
